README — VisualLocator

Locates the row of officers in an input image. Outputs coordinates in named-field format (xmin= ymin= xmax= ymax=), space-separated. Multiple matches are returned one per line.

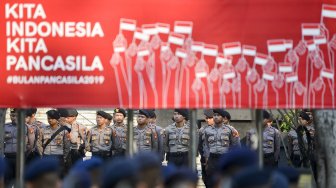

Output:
xmin=3 ymin=108 xmax=315 ymax=187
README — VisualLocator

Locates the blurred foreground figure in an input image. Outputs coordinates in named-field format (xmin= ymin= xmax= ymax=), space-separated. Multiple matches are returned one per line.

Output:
xmin=164 ymin=166 xmax=198 ymax=188
xmin=102 ymin=158 xmax=143 ymax=188
xmin=24 ymin=157 xmax=61 ymax=188
xmin=277 ymin=166 xmax=299 ymax=188
xmin=231 ymin=166 xmax=288 ymax=188
xmin=71 ymin=157 xmax=103 ymax=188
xmin=215 ymin=147 xmax=258 ymax=188
xmin=134 ymin=152 xmax=163 ymax=188
xmin=62 ymin=169 xmax=91 ymax=188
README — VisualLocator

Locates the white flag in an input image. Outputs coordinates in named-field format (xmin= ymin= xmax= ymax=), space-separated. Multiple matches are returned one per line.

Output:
xmin=142 ymin=24 xmax=158 ymax=35
xmin=279 ymin=63 xmax=293 ymax=73
xmin=156 ymin=23 xmax=170 ymax=34
xmin=314 ymin=35 xmax=327 ymax=45
xmin=134 ymin=28 xmax=150 ymax=41
xmin=174 ymin=21 xmax=193 ymax=35
xmin=120 ymin=18 xmax=137 ymax=31
xmin=168 ymin=32 xmax=185 ymax=46
xmin=302 ymin=23 xmax=321 ymax=36
xmin=321 ymin=69 xmax=334 ymax=79
xmin=223 ymin=42 xmax=241 ymax=56
xmin=242 ymin=45 xmax=257 ymax=56
xmin=176 ymin=48 xmax=188 ymax=59
xmin=254 ymin=53 xmax=268 ymax=66
xmin=267 ymin=39 xmax=287 ymax=53
xmin=191 ymin=41 xmax=204 ymax=52
xmin=322 ymin=4 xmax=336 ymax=19
xmin=286 ymin=73 xmax=298 ymax=83
xmin=263 ymin=72 xmax=276 ymax=81
xmin=203 ymin=44 xmax=218 ymax=56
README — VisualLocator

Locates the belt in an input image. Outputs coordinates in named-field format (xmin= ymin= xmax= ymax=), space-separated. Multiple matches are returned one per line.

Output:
xmin=44 ymin=154 xmax=63 ymax=158
xmin=209 ymin=153 xmax=222 ymax=158
xmin=169 ymin=152 xmax=188 ymax=157
xmin=264 ymin=153 xmax=274 ymax=157
xmin=5 ymin=153 xmax=16 ymax=158
xmin=92 ymin=151 xmax=111 ymax=156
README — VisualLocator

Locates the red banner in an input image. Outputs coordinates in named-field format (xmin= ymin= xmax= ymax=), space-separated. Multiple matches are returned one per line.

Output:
xmin=0 ymin=0 xmax=335 ymax=108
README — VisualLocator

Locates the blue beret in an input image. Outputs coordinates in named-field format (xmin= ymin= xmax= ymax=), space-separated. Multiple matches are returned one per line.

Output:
xmin=203 ymin=109 xmax=214 ymax=118
xmin=174 ymin=109 xmax=189 ymax=120
xmin=106 ymin=113 xmax=113 ymax=121
xmin=162 ymin=165 xmax=177 ymax=182
xmin=102 ymin=158 xmax=138 ymax=188
xmin=114 ymin=108 xmax=126 ymax=117
xmin=139 ymin=110 xmax=150 ymax=118
xmin=25 ymin=157 xmax=59 ymax=181
xmin=213 ymin=109 xmax=231 ymax=120
xmin=67 ymin=109 xmax=78 ymax=117
xmin=232 ymin=167 xmax=272 ymax=188
xmin=134 ymin=152 xmax=161 ymax=170
xmin=147 ymin=110 xmax=156 ymax=118
xmin=218 ymin=147 xmax=258 ymax=174
xmin=57 ymin=108 xmax=78 ymax=117
xmin=73 ymin=157 xmax=103 ymax=171
xmin=25 ymin=108 xmax=37 ymax=117
xmin=97 ymin=111 xmax=110 ymax=119
xmin=300 ymin=111 xmax=310 ymax=121
xmin=276 ymin=166 xmax=299 ymax=183
xmin=271 ymin=172 xmax=289 ymax=188
xmin=165 ymin=167 xmax=198 ymax=186
xmin=46 ymin=110 xmax=60 ymax=120
xmin=263 ymin=110 xmax=271 ymax=119
xmin=63 ymin=169 xmax=91 ymax=188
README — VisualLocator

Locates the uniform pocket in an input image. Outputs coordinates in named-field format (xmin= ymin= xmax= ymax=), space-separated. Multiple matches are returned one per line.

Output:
xmin=169 ymin=140 xmax=176 ymax=145
xmin=221 ymin=135 xmax=229 ymax=146
xmin=181 ymin=134 xmax=190 ymax=145
xmin=4 ymin=131 xmax=12 ymax=140
xmin=144 ymin=139 xmax=151 ymax=146
xmin=208 ymin=136 xmax=215 ymax=143
xmin=104 ymin=136 xmax=111 ymax=145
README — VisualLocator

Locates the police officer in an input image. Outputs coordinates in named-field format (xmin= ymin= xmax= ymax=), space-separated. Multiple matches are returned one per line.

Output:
xmin=198 ymin=109 xmax=214 ymax=186
xmin=163 ymin=109 xmax=191 ymax=167
xmin=4 ymin=109 xmax=30 ymax=184
xmin=87 ymin=111 xmax=114 ymax=160
xmin=105 ymin=113 xmax=113 ymax=126
xmin=111 ymin=108 xmax=127 ymax=157
xmin=203 ymin=109 xmax=240 ymax=188
xmin=58 ymin=108 xmax=87 ymax=167
xmin=288 ymin=111 xmax=312 ymax=168
xmin=134 ymin=110 xmax=158 ymax=153
xmin=304 ymin=109 xmax=317 ymax=180
xmin=262 ymin=110 xmax=281 ymax=167
xmin=37 ymin=110 xmax=71 ymax=176
xmin=147 ymin=110 xmax=165 ymax=161
xmin=25 ymin=108 xmax=45 ymax=163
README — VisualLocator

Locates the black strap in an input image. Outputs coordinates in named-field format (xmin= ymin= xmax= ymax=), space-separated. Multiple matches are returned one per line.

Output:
xmin=43 ymin=126 xmax=71 ymax=150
